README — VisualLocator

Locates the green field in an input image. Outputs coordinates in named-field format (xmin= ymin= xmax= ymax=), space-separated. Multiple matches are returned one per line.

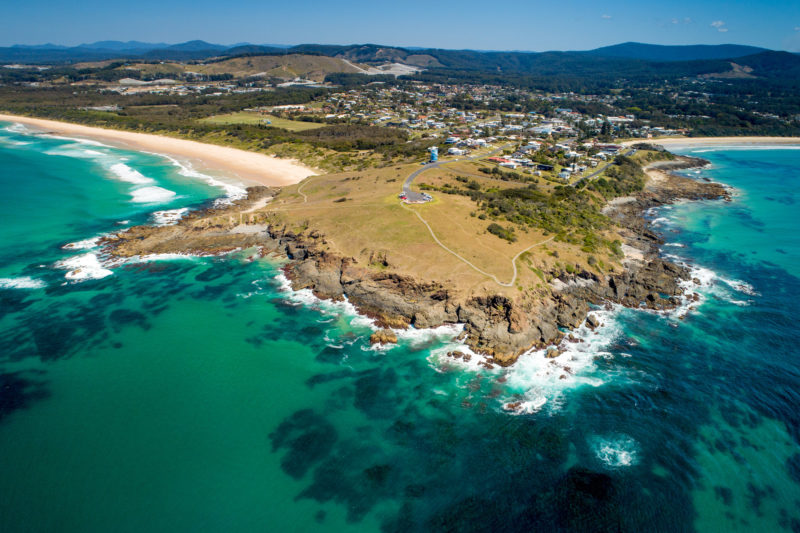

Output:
xmin=199 ymin=112 xmax=322 ymax=131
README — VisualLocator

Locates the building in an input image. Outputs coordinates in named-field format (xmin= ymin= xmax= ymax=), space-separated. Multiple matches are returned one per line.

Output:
xmin=429 ymin=146 xmax=439 ymax=163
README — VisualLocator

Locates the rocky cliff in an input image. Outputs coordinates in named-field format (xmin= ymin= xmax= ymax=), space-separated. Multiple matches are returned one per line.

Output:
xmin=103 ymin=155 xmax=729 ymax=366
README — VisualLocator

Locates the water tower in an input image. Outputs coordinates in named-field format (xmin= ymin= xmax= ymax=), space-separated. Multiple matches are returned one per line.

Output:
xmin=429 ymin=146 xmax=438 ymax=163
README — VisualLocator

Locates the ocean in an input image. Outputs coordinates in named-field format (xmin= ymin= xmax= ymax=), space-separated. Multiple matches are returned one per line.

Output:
xmin=1 ymin=122 xmax=799 ymax=532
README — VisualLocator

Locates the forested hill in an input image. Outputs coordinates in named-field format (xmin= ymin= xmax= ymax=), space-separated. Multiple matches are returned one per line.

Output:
xmin=583 ymin=42 xmax=768 ymax=62
xmin=2 ymin=41 xmax=799 ymax=86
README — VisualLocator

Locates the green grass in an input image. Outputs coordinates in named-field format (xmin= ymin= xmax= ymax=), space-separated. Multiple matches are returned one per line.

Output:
xmin=199 ymin=112 xmax=322 ymax=131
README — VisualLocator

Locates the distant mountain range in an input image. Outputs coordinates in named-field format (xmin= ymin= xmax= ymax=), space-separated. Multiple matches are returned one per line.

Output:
xmin=2 ymin=40 xmax=799 ymax=84
xmin=584 ymin=42 xmax=769 ymax=62
xmin=0 ymin=40 xmax=782 ymax=63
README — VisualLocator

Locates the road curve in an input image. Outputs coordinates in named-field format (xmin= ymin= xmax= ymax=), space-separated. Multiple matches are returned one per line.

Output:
xmin=570 ymin=149 xmax=635 ymax=188
xmin=402 ymin=145 xmax=509 ymax=202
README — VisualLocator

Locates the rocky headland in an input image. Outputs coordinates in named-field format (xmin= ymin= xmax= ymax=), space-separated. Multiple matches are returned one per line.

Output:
xmin=102 ymin=152 xmax=729 ymax=366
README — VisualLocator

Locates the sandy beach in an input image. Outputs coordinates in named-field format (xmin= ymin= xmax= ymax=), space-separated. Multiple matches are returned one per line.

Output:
xmin=0 ymin=114 xmax=317 ymax=187
xmin=625 ymin=136 xmax=800 ymax=147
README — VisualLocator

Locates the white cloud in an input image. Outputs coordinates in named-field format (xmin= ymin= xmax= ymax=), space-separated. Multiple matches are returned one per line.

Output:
xmin=795 ymin=26 xmax=800 ymax=31
xmin=601 ymin=14 xmax=612 ymax=19
xmin=718 ymin=28 xmax=728 ymax=32
xmin=685 ymin=17 xmax=692 ymax=24
xmin=671 ymin=18 xmax=679 ymax=24
xmin=711 ymin=20 xmax=728 ymax=32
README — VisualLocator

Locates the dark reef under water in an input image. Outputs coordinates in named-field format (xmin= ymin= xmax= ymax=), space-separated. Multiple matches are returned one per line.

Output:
xmin=1 ymin=126 xmax=799 ymax=532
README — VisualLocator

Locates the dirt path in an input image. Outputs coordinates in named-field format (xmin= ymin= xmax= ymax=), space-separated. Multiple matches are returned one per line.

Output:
xmin=402 ymin=204 xmax=553 ymax=287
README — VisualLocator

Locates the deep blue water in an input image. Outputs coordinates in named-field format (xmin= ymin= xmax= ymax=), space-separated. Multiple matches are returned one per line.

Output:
xmin=0 ymin=123 xmax=799 ymax=532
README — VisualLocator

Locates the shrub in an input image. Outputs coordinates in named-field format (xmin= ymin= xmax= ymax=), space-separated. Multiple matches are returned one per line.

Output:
xmin=487 ymin=223 xmax=517 ymax=242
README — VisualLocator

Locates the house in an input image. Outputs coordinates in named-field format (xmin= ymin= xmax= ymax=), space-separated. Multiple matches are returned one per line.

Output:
xmin=536 ymin=164 xmax=554 ymax=171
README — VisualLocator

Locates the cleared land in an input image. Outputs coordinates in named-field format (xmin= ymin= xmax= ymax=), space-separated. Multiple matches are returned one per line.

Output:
xmin=189 ymin=54 xmax=365 ymax=81
xmin=200 ymin=112 xmax=322 ymax=131
xmin=265 ymin=158 xmax=626 ymax=298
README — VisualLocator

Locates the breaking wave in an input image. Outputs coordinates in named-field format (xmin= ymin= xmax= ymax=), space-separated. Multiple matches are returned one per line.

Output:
xmin=0 ymin=276 xmax=46 ymax=289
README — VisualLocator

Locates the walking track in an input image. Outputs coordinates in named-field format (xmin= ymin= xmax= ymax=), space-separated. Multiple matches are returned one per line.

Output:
xmin=401 ymin=144 xmax=553 ymax=287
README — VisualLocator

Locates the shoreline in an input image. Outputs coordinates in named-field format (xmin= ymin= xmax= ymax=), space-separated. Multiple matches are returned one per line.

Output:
xmin=0 ymin=113 xmax=318 ymax=188
xmin=99 ymin=150 xmax=729 ymax=366
xmin=624 ymin=136 xmax=800 ymax=148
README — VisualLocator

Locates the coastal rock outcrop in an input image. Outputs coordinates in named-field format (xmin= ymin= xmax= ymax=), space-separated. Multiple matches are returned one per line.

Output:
xmin=369 ymin=329 xmax=398 ymax=345
xmin=102 ymin=154 xmax=728 ymax=366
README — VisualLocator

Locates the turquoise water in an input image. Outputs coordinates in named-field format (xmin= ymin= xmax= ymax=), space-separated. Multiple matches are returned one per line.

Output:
xmin=1 ymin=123 xmax=799 ymax=532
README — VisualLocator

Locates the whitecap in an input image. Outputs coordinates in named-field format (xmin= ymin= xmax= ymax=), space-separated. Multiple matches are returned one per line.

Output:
xmin=274 ymin=272 xmax=464 ymax=353
xmin=130 ymin=186 xmax=177 ymax=204
xmin=503 ymin=396 xmax=548 ymax=415
xmin=41 ymin=134 xmax=111 ymax=147
xmin=108 ymin=162 xmax=153 ymax=185
xmin=158 ymin=154 xmax=247 ymax=205
xmin=395 ymin=323 xmax=464 ymax=347
xmin=275 ymin=272 xmax=366 ymax=321
xmin=62 ymin=236 xmax=101 ymax=250
xmin=0 ymin=276 xmax=46 ymax=289
xmin=151 ymin=207 xmax=189 ymax=226
xmin=590 ymin=434 xmax=638 ymax=468
xmin=497 ymin=306 xmax=622 ymax=413
xmin=3 ymin=123 xmax=31 ymax=134
xmin=55 ymin=253 xmax=113 ymax=281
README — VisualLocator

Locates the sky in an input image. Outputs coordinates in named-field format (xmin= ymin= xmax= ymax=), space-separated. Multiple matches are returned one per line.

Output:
xmin=2 ymin=0 xmax=800 ymax=51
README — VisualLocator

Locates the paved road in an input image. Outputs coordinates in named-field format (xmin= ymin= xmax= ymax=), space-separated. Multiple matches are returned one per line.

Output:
xmin=403 ymin=145 xmax=630 ymax=198
xmin=570 ymin=149 xmax=635 ymax=188
xmin=402 ymin=145 xmax=508 ymax=203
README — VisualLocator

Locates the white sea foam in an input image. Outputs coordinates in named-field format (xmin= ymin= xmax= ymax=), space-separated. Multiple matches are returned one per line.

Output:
xmin=275 ymin=272 xmax=366 ymax=320
xmin=497 ymin=306 xmax=622 ymax=414
xmin=590 ymin=435 xmax=638 ymax=468
xmin=42 ymin=142 xmax=182 ymax=206
xmin=3 ymin=123 xmax=31 ymax=134
xmin=108 ymin=162 xmax=153 ymax=185
xmin=62 ymin=236 xmax=101 ymax=250
xmin=55 ymin=253 xmax=113 ymax=281
xmin=395 ymin=323 xmax=464 ymax=346
xmin=0 ymin=134 xmax=31 ymax=146
xmin=150 ymin=207 xmax=189 ymax=226
xmin=130 ymin=185 xmax=177 ymax=204
xmin=274 ymin=272 xmax=466 ymax=353
xmin=660 ymin=253 xmax=759 ymax=315
xmin=0 ymin=276 xmax=46 ymax=289
xmin=41 ymin=134 xmax=111 ymax=147
xmin=159 ymin=154 xmax=247 ymax=205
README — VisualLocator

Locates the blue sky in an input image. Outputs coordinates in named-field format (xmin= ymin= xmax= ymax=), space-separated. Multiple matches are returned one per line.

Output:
xmin=3 ymin=0 xmax=800 ymax=51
